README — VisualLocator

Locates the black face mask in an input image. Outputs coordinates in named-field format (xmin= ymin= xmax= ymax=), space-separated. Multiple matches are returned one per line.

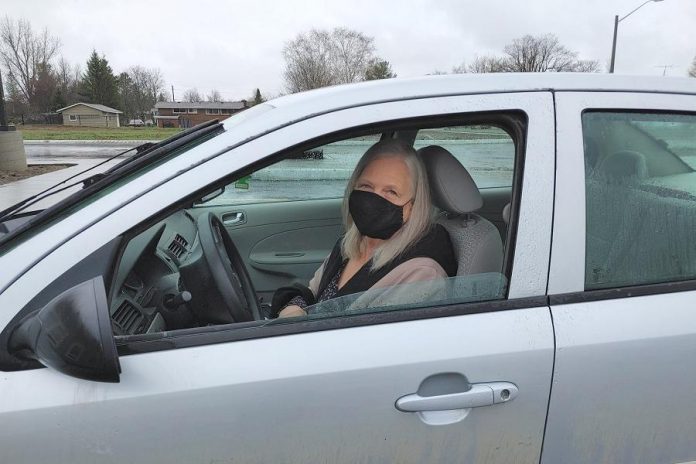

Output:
xmin=348 ymin=190 xmax=409 ymax=240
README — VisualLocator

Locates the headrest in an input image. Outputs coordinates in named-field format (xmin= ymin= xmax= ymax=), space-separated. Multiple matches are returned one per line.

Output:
xmin=502 ymin=203 xmax=511 ymax=225
xmin=597 ymin=150 xmax=648 ymax=180
xmin=417 ymin=145 xmax=483 ymax=214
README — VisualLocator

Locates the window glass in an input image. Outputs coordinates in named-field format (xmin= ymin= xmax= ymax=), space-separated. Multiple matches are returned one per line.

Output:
xmin=205 ymin=134 xmax=381 ymax=205
xmin=303 ymin=274 xmax=507 ymax=318
xmin=414 ymin=126 xmax=515 ymax=188
xmin=583 ymin=112 xmax=696 ymax=290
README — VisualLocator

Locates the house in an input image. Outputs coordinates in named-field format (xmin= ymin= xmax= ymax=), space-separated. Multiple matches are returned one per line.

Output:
xmin=153 ymin=101 xmax=249 ymax=128
xmin=56 ymin=103 xmax=122 ymax=128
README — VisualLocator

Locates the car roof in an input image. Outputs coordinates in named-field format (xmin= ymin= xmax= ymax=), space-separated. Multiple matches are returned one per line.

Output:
xmin=268 ymin=72 xmax=696 ymax=111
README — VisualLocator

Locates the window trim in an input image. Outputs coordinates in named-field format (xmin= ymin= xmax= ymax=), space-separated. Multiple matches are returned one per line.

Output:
xmin=206 ymin=108 xmax=221 ymax=115
xmin=188 ymin=108 xmax=198 ymax=114
xmin=107 ymin=110 xmax=529 ymax=357
xmin=549 ymin=279 xmax=696 ymax=306
xmin=172 ymin=108 xmax=187 ymax=114
xmin=116 ymin=294 xmax=547 ymax=356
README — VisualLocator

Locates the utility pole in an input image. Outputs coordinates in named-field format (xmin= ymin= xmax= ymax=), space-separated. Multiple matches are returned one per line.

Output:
xmin=655 ymin=65 xmax=674 ymax=76
xmin=609 ymin=15 xmax=619 ymax=73
xmin=0 ymin=69 xmax=8 ymax=128
xmin=171 ymin=85 xmax=175 ymax=102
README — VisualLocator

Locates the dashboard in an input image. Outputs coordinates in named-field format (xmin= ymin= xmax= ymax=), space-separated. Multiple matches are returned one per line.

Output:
xmin=110 ymin=210 xmax=200 ymax=336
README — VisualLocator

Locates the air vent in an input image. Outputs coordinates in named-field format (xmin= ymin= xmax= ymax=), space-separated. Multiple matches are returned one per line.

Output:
xmin=167 ymin=234 xmax=189 ymax=258
xmin=112 ymin=300 xmax=144 ymax=333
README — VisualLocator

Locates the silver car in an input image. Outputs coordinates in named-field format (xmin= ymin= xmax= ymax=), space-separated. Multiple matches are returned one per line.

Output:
xmin=1 ymin=74 xmax=695 ymax=463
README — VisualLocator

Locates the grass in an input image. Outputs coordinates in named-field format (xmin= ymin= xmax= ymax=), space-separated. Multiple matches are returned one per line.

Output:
xmin=18 ymin=125 xmax=182 ymax=141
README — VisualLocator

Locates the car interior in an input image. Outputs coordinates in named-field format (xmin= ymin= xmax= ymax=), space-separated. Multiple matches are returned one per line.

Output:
xmin=103 ymin=116 xmax=524 ymax=338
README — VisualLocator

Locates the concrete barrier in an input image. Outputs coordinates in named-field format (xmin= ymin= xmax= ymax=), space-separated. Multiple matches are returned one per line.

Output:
xmin=0 ymin=130 xmax=27 ymax=171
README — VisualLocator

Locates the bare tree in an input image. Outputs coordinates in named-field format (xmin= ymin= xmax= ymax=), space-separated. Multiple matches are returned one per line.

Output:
xmin=502 ymin=34 xmax=599 ymax=72
xmin=462 ymin=55 xmax=508 ymax=73
xmin=282 ymin=28 xmax=381 ymax=93
xmin=453 ymin=34 xmax=600 ymax=75
xmin=689 ymin=56 xmax=696 ymax=78
xmin=330 ymin=28 xmax=375 ymax=84
xmin=56 ymin=56 xmax=80 ymax=103
xmin=0 ymin=17 xmax=60 ymax=106
xmin=206 ymin=89 xmax=222 ymax=102
xmin=283 ymin=29 xmax=335 ymax=93
xmin=182 ymin=88 xmax=202 ymax=102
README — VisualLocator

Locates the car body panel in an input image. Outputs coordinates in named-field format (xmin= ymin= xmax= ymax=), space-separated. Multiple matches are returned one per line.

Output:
xmin=1 ymin=308 xmax=554 ymax=463
xmin=543 ymin=91 xmax=696 ymax=464
xmin=0 ymin=88 xmax=556 ymax=463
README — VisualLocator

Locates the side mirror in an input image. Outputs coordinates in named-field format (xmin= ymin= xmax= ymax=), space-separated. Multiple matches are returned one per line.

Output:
xmin=8 ymin=277 xmax=120 ymax=383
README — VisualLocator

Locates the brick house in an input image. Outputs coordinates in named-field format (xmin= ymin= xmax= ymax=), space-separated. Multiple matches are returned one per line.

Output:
xmin=56 ymin=103 xmax=122 ymax=128
xmin=153 ymin=101 xmax=249 ymax=128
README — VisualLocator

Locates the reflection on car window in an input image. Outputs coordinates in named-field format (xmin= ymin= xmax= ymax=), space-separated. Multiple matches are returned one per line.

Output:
xmin=204 ymin=134 xmax=381 ymax=205
xmin=414 ymin=126 xmax=515 ymax=189
xmin=583 ymin=112 xmax=696 ymax=290
xmin=302 ymin=273 xmax=508 ymax=318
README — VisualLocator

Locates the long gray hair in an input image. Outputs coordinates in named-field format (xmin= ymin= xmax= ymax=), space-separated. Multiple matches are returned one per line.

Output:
xmin=341 ymin=139 xmax=433 ymax=270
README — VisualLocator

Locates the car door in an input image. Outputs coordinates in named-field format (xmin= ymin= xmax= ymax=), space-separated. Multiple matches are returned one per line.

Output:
xmin=0 ymin=91 xmax=556 ymax=463
xmin=544 ymin=91 xmax=696 ymax=463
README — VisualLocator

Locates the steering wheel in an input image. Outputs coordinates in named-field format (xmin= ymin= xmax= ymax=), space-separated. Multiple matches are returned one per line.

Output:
xmin=196 ymin=212 xmax=261 ymax=322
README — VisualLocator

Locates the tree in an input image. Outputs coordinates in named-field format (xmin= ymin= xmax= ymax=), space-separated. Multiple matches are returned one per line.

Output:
xmin=689 ymin=56 xmax=696 ymax=78
xmin=461 ymin=55 xmax=508 ymax=73
xmin=32 ymin=62 xmax=58 ymax=112
xmin=458 ymin=34 xmax=600 ymax=74
xmin=252 ymin=88 xmax=264 ymax=105
xmin=206 ymin=89 xmax=222 ymax=102
xmin=330 ymin=28 xmax=375 ymax=84
xmin=127 ymin=65 xmax=164 ymax=117
xmin=282 ymin=28 xmax=383 ymax=93
xmin=364 ymin=59 xmax=396 ymax=80
xmin=56 ymin=56 xmax=80 ymax=103
xmin=0 ymin=17 xmax=60 ymax=109
xmin=503 ymin=34 xmax=599 ymax=72
xmin=80 ymin=50 xmax=119 ymax=108
xmin=283 ymin=29 xmax=335 ymax=93
xmin=182 ymin=88 xmax=202 ymax=102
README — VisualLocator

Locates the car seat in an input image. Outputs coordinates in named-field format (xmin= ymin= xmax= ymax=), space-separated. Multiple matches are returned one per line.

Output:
xmin=417 ymin=145 xmax=503 ymax=275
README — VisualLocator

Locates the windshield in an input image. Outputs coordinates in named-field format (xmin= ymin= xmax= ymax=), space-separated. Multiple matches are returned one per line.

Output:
xmin=0 ymin=123 xmax=225 ymax=253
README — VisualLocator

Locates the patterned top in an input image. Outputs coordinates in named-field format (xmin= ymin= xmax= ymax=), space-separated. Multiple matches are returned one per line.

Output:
xmin=286 ymin=262 xmax=346 ymax=311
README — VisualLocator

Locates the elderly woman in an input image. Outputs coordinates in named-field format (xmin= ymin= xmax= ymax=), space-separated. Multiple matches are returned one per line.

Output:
xmin=274 ymin=139 xmax=456 ymax=318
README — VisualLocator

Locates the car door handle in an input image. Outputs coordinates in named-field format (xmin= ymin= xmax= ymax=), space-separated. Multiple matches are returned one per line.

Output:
xmin=222 ymin=211 xmax=245 ymax=226
xmin=395 ymin=382 xmax=518 ymax=412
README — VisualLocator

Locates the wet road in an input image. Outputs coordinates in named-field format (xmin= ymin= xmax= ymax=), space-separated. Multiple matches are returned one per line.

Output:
xmin=25 ymin=142 xmax=141 ymax=160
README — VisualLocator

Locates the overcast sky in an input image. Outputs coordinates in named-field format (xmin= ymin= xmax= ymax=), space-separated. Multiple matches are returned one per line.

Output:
xmin=4 ymin=0 xmax=695 ymax=101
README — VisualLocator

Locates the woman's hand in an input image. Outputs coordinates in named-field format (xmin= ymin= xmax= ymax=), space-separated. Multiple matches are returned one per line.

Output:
xmin=278 ymin=304 xmax=307 ymax=318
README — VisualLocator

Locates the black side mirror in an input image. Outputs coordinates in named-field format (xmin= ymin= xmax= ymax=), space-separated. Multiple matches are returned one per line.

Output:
xmin=8 ymin=277 xmax=120 ymax=383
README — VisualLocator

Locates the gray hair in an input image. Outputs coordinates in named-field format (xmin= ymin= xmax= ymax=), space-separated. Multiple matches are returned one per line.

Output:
xmin=341 ymin=139 xmax=433 ymax=270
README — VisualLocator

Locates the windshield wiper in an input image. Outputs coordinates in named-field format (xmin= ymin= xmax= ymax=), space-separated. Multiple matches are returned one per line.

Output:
xmin=0 ymin=120 xmax=219 ymax=222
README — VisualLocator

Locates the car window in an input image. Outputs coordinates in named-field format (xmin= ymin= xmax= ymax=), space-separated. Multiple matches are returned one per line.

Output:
xmin=105 ymin=114 xmax=524 ymax=346
xmin=583 ymin=111 xmax=696 ymax=290
xmin=414 ymin=125 xmax=515 ymax=189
